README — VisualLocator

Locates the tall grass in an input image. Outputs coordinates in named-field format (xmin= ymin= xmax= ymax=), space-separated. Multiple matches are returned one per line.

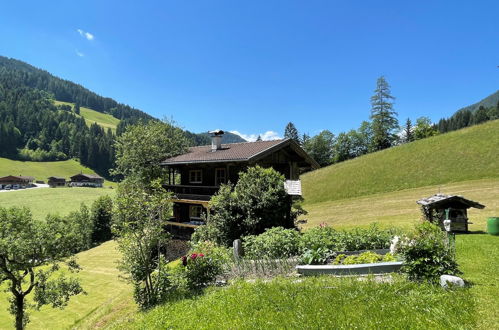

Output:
xmin=126 ymin=276 xmax=476 ymax=329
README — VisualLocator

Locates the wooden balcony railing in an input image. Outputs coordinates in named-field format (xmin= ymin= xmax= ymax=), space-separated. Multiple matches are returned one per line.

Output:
xmin=164 ymin=184 xmax=220 ymax=197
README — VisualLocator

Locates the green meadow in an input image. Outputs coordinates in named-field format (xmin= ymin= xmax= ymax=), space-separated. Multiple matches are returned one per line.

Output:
xmin=54 ymin=100 xmax=120 ymax=132
xmin=0 ymin=157 xmax=114 ymax=186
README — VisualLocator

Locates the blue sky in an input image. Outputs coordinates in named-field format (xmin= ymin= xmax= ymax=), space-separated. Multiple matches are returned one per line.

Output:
xmin=1 ymin=1 xmax=498 ymax=141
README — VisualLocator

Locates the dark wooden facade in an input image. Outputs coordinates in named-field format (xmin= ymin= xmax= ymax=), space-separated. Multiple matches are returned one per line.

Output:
xmin=48 ymin=176 xmax=66 ymax=187
xmin=161 ymin=137 xmax=319 ymax=234
xmin=417 ymin=194 xmax=485 ymax=233
xmin=69 ymin=174 xmax=104 ymax=187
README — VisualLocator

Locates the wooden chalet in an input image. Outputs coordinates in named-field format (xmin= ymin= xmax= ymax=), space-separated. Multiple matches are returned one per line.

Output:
xmin=0 ymin=175 xmax=35 ymax=188
xmin=69 ymin=173 xmax=104 ymax=187
xmin=47 ymin=176 xmax=66 ymax=187
xmin=161 ymin=130 xmax=319 ymax=233
xmin=417 ymin=194 xmax=485 ymax=232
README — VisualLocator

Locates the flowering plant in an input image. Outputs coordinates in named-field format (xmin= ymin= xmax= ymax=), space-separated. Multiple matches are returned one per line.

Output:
xmin=180 ymin=252 xmax=222 ymax=289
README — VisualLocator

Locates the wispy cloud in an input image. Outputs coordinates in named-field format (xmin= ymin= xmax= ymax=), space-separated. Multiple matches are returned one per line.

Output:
xmin=75 ymin=50 xmax=85 ymax=57
xmin=230 ymin=130 xmax=282 ymax=142
xmin=77 ymin=28 xmax=94 ymax=41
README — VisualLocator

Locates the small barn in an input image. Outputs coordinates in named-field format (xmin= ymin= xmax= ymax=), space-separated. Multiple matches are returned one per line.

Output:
xmin=69 ymin=174 xmax=104 ymax=187
xmin=47 ymin=176 xmax=66 ymax=187
xmin=0 ymin=175 xmax=35 ymax=188
xmin=417 ymin=194 xmax=485 ymax=232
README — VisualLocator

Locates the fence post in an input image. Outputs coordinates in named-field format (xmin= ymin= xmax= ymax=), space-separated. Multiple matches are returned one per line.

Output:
xmin=233 ymin=239 xmax=242 ymax=260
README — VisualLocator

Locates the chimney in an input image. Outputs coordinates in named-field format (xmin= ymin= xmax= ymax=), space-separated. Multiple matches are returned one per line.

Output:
xmin=209 ymin=129 xmax=224 ymax=151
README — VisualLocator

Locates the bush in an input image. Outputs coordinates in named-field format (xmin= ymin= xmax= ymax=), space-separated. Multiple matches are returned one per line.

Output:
xmin=300 ymin=223 xmax=395 ymax=253
xmin=91 ymin=195 xmax=113 ymax=243
xmin=397 ymin=222 xmax=460 ymax=283
xmin=180 ymin=253 xmax=224 ymax=290
xmin=194 ymin=166 xmax=296 ymax=246
xmin=242 ymin=227 xmax=300 ymax=259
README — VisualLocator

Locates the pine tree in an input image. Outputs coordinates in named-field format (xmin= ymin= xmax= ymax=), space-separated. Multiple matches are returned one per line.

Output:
xmin=403 ymin=118 xmax=413 ymax=143
xmin=284 ymin=122 xmax=299 ymax=143
xmin=256 ymin=135 xmax=262 ymax=141
xmin=370 ymin=76 xmax=398 ymax=151
xmin=73 ymin=103 xmax=80 ymax=115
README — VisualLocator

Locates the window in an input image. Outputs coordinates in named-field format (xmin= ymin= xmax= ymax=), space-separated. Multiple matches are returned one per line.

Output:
xmin=189 ymin=170 xmax=202 ymax=184
xmin=189 ymin=205 xmax=204 ymax=219
xmin=215 ymin=168 xmax=226 ymax=186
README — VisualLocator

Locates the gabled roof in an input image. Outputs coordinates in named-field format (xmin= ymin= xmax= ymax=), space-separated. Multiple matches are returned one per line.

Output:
xmin=0 ymin=175 xmax=35 ymax=181
xmin=70 ymin=173 xmax=104 ymax=180
xmin=47 ymin=176 xmax=66 ymax=180
xmin=417 ymin=194 xmax=485 ymax=209
xmin=161 ymin=139 xmax=320 ymax=169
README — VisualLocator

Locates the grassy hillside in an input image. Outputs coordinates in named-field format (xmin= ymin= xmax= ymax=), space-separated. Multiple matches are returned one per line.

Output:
xmin=0 ymin=157 xmax=114 ymax=185
xmin=0 ymin=187 xmax=115 ymax=221
xmin=302 ymin=119 xmax=499 ymax=204
xmin=0 ymin=241 xmax=134 ymax=330
xmin=54 ymin=100 xmax=120 ymax=132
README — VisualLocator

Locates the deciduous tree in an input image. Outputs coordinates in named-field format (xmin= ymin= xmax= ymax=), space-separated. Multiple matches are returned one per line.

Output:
xmin=0 ymin=207 xmax=84 ymax=330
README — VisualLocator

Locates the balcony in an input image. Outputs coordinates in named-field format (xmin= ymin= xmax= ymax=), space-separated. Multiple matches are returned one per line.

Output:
xmin=164 ymin=184 xmax=220 ymax=201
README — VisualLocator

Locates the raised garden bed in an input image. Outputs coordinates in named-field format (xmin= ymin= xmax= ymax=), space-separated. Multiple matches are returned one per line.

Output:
xmin=296 ymin=261 xmax=403 ymax=276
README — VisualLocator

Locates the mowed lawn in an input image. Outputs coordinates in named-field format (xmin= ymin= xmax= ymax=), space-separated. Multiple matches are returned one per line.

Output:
xmin=0 ymin=241 xmax=135 ymax=330
xmin=302 ymin=119 xmax=499 ymax=204
xmin=0 ymin=187 xmax=115 ymax=221
xmin=301 ymin=177 xmax=499 ymax=232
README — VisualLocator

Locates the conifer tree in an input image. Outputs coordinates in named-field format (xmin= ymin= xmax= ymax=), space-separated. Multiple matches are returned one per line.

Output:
xmin=284 ymin=122 xmax=300 ymax=143
xmin=404 ymin=118 xmax=413 ymax=143
xmin=370 ymin=76 xmax=398 ymax=151
xmin=256 ymin=135 xmax=262 ymax=141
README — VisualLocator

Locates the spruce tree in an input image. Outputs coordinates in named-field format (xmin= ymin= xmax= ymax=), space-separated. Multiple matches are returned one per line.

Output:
xmin=284 ymin=122 xmax=300 ymax=143
xmin=370 ymin=76 xmax=398 ymax=151
xmin=256 ymin=135 xmax=262 ymax=141
xmin=404 ymin=118 xmax=413 ymax=143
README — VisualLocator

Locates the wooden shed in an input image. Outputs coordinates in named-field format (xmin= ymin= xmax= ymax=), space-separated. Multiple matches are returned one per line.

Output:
xmin=417 ymin=194 xmax=485 ymax=232
xmin=47 ymin=176 xmax=66 ymax=187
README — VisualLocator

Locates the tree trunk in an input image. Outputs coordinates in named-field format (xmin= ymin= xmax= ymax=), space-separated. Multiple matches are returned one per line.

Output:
xmin=15 ymin=294 xmax=24 ymax=330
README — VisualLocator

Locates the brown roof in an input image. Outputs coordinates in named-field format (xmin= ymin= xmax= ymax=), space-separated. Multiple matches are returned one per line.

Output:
xmin=0 ymin=175 xmax=35 ymax=181
xmin=161 ymin=139 xmax=320 ymax=169
xmin=70 ymin=173 xmax=104 ymax=180
xmin=417 ymin=194 xmax=485 ymax=209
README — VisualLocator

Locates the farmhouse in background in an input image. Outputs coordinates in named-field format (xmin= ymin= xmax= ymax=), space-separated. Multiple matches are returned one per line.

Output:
xmin=417 ymin=194 xmax=485 ymax=232
xmin=47 ymin=176 xmax=67 ymax=188
xmin=161 ymin=130 xmax=319 ymax=233
xmin=69 ymin=173 xmax=104 ymax=187
xmin=0 ymin=175 xmax=35 ymax=189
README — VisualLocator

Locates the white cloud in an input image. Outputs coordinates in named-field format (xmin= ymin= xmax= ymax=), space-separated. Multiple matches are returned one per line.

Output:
xmin=230 ymin=130 xmax=282 ymax=142
xmin=77 ymin=28 xmax=94 ymax=41
xmin=75 ymin=50 xmax=84 ymax=57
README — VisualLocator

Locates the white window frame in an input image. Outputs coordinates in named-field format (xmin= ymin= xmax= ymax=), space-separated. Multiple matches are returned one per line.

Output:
xmin=189 ymin=170 xmax=202 ymax=184
xmin=215 ymin=168 xmax=226 ymax=186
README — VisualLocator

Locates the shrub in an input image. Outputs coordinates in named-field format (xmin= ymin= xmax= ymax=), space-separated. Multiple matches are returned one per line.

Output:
xmin=194 ymin=166 xmax=297 ymax=246
xmin=299 ymin=225 xmax=341 ymax=252
xmin=300 ymin=223 xmax=395 ymax=253
xmin=398 ymin=222 xmax=460 ymax=283
xmin=181 ymin=253 xmax=224 ymax=290
xmin=91 ymin=195 xmax=113 ymax=243
xmin=242 ymin=227 xmax=300 ymax=259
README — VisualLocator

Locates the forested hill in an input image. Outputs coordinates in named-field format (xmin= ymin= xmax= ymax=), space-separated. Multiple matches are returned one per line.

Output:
xmin=457 ymin=90 xmax=499 ymax=114
xmin=0 ymin=56 xmax=152 ymax=124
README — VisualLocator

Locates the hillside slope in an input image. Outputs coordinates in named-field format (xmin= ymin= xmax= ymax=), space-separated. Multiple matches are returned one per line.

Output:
xmin=54 ymin=100 xmax=120 ymax=132
xmin=0 ymin=157 xmax=114 ymax=185
xmin=458 ymin=89 xmax=499 ymax=113
xmin=302 ymin=119 xmax=499 ymax=204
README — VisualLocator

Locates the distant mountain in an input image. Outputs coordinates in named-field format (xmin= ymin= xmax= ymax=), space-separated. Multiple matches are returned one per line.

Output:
xmin=457 ymin=90 xmax=499 ymax=113
xmin=197 ymin=132 xmax=247 ymax=144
